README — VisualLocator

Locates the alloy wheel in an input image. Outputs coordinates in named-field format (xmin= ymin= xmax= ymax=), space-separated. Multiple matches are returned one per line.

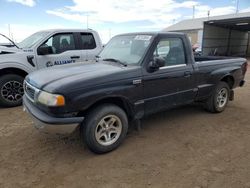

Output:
xmin=1 ymin=81 xmax=24 ymax=103
xmin=95 ymin=115 xmax=122 ymax=146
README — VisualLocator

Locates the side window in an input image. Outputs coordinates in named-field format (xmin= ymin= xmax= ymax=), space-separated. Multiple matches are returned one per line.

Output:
xmin=43 ymin=33 xmax=76 ymax=54
xmin=154 ymin=38 xmax=186 ymax=66
xmin=45 ymin=37 xmax=52 ymax=46
xmin=81 ymin=33 xmax=96 ymax=49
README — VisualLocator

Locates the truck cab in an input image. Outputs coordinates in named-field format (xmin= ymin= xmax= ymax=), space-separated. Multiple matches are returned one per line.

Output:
xmin=0 ymin=29 xmax=102 ymax=107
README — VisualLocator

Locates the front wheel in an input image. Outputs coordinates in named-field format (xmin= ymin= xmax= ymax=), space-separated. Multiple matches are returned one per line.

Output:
xmin=82 ymin=104 xmax=128 ymax=154
xmin=0 ymin=74 xmax=24 ymax=107
xmin=204 ymin=81 xmax=230 ymax=113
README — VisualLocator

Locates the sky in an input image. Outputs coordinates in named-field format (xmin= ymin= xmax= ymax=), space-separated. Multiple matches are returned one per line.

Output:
xmin=0 ymin=0 xmax=250 ymax=43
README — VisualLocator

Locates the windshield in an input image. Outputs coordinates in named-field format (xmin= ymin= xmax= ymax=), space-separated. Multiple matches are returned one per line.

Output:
xmin=99 ymin=34 xmax=153 ymax=65
xmin=18 ymin=31 xmax=50 ymax=49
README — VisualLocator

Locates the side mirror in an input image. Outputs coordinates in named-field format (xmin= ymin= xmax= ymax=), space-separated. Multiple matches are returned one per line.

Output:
xmin=149 ymin=57 xmax=165 ymax=71
xmin=37 ymin=45 xmax=53 ymax=55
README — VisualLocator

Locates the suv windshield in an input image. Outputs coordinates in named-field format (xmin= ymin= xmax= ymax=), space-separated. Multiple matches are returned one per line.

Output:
xmin=18 ymin=31 xmax=50 ymax=49
xmin=99 ymin=34 xmax=153 ymax=65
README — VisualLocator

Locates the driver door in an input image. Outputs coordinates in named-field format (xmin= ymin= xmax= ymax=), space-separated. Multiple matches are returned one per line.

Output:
xmin=143 ymin=36 xmax=196 ymax=115
xmin=35 ymin=33 xmax=82 ymax=69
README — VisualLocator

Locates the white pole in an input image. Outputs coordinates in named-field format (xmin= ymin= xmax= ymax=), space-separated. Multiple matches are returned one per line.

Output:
xmin=236 ymin=0 xmax=239 ymax=14
xmin=193 ymin=5 xmax=195 ymax=19
xmin=8 ymin=24 xmax=11 ymax=38
xmin=109 ymin=29 xmax=111 ymax=40
xmin=86 ymin=15 xmax=89 ymax=29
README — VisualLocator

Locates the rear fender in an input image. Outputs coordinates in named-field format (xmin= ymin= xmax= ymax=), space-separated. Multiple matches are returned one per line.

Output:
xmin=210 ymin=66 xmax=242 ymax=87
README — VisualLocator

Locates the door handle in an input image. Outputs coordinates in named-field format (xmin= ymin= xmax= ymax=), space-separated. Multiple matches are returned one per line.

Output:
xmin=71 ymin=56 xmax=80 ymax=59
xmin=184 ymin=71 xmax=192 ymax=77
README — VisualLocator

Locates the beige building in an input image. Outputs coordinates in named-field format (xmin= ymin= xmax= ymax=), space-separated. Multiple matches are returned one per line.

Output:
xmin=164 ymin=17 xmax=204 ymax=45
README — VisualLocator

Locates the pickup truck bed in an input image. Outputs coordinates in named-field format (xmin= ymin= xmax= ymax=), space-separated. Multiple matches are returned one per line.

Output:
xmin=195 ymin=56 xmax=240 ymax=62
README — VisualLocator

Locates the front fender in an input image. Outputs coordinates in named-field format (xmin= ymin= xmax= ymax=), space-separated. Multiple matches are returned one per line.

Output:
xmin=70 ymin=84 xmax=136 ymax=110
xmin=0 ymin=61 xmax=34 ymax=74
xmin=63 ymin=81 xmax=143 ymax=119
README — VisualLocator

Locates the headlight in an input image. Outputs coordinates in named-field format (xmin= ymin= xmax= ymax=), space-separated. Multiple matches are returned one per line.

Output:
xmin=37 ymin=91 xmax=65 ymax=107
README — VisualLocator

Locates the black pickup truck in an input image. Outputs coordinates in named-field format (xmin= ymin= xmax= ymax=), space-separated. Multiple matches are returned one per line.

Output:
xmin=23 ymin=32 xmax=248 ymax=154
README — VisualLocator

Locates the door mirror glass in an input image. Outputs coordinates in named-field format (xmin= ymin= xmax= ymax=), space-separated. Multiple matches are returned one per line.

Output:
xmin=149 ymin=57 xmax=165 ymax=71
xmin=37 ymin=45 xmax=53 ymax=55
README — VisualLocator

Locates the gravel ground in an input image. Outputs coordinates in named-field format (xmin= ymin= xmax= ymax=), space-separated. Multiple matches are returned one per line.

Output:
xmin=0 ymin=67 xmax=250 ymax=188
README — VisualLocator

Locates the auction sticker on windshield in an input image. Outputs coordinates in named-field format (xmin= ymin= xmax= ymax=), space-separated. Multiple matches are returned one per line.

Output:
xmin=134 ymin=35 xmax=152 ymax=41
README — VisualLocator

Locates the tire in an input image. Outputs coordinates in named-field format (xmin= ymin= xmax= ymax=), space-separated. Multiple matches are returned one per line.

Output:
xmin=0 ymin=74 xmax=24 ymax=107
xmin=82 ymin=104 xmax=128 ymax=154
xmin=204 ymin=81 xmax=230 ymax=113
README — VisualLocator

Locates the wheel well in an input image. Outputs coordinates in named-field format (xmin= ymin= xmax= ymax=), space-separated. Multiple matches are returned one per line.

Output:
xmin=78 ymin=97 xmax=133 ymax=120
xmin=221 ymin=75 xmax=234 ymax=89
xmin=0 ymin=68 xmax=28 ymax=78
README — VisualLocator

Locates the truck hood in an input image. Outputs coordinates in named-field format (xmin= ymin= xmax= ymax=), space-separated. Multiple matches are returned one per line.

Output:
xmin=0 ymin=46 xmax=21 ymax=53
xmin=26 ymin=61 xmax=141 ymax=93
xmin=0 ymin=46 xmax=32 ymax=54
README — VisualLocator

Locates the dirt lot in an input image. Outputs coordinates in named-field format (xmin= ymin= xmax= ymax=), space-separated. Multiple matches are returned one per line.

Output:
xmin=1 ymin=70 xmax=250 ymax=188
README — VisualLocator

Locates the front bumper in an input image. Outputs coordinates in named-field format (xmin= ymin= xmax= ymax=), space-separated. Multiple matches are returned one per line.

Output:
xmin=23 ymin=96 xmax=84 ymax=135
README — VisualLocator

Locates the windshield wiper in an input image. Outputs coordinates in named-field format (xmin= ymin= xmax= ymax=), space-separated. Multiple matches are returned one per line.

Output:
xmin=102 ymin=58 xmax=127 ymax=67
xmin=0 ymin=33 xmax=20 ymax=49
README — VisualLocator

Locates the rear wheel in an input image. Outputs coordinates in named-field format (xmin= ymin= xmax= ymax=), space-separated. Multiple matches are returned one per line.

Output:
xmin=204 ymin=81 xmax=230 ymax=113
xmin=0 ymin=74 xmax=24 ymax=107
xmin=82 ymin=104 xmax=128 ymax=154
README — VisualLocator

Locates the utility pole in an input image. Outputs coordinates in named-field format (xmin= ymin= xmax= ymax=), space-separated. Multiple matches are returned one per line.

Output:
xmin=11 ymin=33 xmax=14 ymax=41
xmin=207 ymin=10 xmax=210 ymax=20
xmin=86 ymin=14 xmax=89 ymax=29
xmin=8 ymin=24 xmax=14 ymax=41
xmin=109 ymin=29 xmax=111 ymax=40
xmin=192 ymin=5 xmax=195 ymax=19
xmin=236 ymin=0 xmax=239 ymax=14
xmin=8 ymin=24 xmax=11 ymax=38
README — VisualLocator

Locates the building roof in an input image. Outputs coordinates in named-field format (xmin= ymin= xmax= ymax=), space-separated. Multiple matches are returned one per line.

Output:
xmin=164 ymin=12 xmax=250 ymax=31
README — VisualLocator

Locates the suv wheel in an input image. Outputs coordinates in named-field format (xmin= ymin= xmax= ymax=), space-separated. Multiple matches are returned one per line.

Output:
xmin=82 ymin=104 xmax=128 ymax=154
xmin=0 ymin=74 xmax=24 ymax=107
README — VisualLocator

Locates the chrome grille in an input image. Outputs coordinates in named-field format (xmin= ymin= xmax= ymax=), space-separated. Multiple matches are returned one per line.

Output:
xmin=24 ymin=81 xmax=39 ymax=102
